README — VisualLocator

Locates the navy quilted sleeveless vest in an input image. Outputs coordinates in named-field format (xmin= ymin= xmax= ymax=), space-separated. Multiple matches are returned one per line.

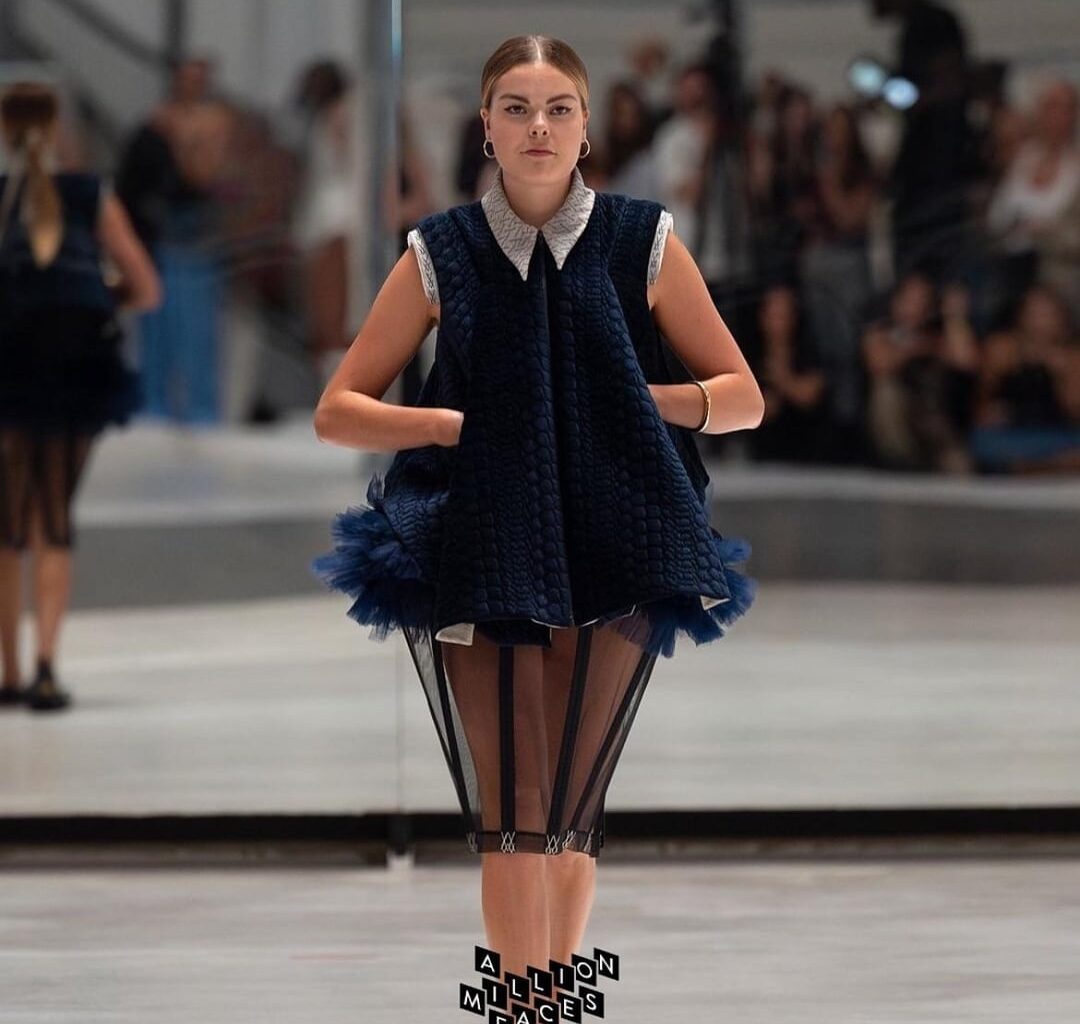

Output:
xmin=313 ymin=191 xmax=756 ymax=658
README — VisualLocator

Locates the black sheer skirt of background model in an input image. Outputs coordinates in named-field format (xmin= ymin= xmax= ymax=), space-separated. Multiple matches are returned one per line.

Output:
xmin=0 ymin=429 xmax=95 ymax=549
xmin=403 ymin=609 xmax=660 ymax=858
xmin=0 ymin=307 xmax=138 ymax=549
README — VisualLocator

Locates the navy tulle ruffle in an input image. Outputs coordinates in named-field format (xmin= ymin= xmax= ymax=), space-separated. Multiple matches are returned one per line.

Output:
xmin=607 ymin=532 xmax=757 ymax=659
xmin=310 ymin=473 xmax=435 ymax=642
xmin=313 ymin=474 xmax=757 ymax=658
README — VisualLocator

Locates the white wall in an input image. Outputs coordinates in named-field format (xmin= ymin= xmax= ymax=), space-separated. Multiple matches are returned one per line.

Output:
xmin=15 ymin=0 xmax=364 ymax=128
xmin=14 ymin=0 xmax=165 ymax=129
xmin=186 ymin=0 xmax=360 ymax=111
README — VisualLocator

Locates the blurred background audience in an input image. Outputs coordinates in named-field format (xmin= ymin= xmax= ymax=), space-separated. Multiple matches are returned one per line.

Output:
xmin=6 ymin=0 xmax=1077 ymax=476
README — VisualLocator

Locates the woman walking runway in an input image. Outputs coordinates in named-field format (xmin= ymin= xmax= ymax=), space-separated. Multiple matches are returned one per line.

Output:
xmin=313 ymin=35 xmax=763 ymax=999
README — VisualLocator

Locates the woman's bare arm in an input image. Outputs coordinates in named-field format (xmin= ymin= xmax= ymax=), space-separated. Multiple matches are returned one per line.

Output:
xmin=646 ymin=230 xmax=765 ymax=433
xmin=97 ymin=193 xmax=162 ymax=312
xmin=314 ymin=247 xmax=457 ymax=451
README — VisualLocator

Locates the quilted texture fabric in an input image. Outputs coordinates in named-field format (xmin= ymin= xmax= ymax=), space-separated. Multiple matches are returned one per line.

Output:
xmin=313 ymin=186 xmax=757 ymax=658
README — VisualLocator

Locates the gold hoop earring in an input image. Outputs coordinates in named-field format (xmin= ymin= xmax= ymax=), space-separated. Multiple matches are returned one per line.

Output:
xmin=579 ymin=138 xmax=591 ymax=160
xmin=483 ymin=139 xmax=495 ymax=159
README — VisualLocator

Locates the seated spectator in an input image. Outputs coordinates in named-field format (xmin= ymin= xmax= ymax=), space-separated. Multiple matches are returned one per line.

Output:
xmin=745 ymin=286 xmax=832 ymax=464
xmin=970 ymin=284 xmax=1080 ymax=474
xmin=862 ymin=274 xmax=979 ymax=473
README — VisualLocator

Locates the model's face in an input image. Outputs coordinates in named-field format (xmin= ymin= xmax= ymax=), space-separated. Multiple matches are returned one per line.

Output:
xmin=483 ymin=62 xmax=587 ymax=183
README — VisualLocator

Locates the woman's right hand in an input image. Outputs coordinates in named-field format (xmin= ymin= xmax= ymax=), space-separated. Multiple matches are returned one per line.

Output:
xmin=431 ymin=407 xmax=464 ymax=447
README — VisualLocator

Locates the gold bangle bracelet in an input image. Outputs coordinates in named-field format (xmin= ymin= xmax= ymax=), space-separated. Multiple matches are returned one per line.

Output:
xmin=691 ymin=379 xmax=711 ymax=432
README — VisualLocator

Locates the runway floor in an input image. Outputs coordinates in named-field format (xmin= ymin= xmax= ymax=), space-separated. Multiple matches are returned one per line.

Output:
xmin=2 ymin=583 xmax=1079 ymax=815
xmin=3 ymin=856 xmax=1079 ymax=1022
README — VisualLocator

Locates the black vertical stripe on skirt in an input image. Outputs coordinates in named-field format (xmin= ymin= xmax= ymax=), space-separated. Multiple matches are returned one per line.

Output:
xmin=403 ymin=610 xmax=659 ymax=858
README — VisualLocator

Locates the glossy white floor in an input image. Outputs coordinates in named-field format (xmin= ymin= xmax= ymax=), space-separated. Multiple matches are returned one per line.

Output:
xmin=2 ymin=581 xmax=1079 ymax=814
xmin=3 ymin=857 xmax=1080 ymax=1022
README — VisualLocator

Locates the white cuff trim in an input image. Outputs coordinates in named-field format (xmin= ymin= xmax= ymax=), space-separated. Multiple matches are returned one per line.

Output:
xmin=406 ymin=228 xmax=440 ymax=307
xmin=648 ymin=209 xmax=673 ymax=287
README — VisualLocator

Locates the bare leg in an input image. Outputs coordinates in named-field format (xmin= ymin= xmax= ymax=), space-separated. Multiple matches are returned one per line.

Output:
xmin=0 ymin=428 xmax=29 ymax=688
xmin=442 ymin=636 xmax=552 ymax=986
xmin=546 ymin=850 xmax=596 ymax=964
xmin=28 ymin=506 xmax=72 ymax=664
xmin=29 ymin=432 xmax=92 ymax=668
xmin=481 ymin=851 xmax=551 ymax=983
xmin=540 ymin=622 xmax=645 ymax=963
xmin=0 ymin=549 xmax=22 ymax=686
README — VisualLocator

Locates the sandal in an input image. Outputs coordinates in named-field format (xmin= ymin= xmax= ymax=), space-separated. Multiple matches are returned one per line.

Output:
xmin=25 ymin=659 xmax=72 ymax=712
xmin=0 ymin=682 xmax=27 ymax=706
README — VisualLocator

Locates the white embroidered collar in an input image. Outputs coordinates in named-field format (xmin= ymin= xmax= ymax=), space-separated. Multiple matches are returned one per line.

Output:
xmin=480 ymin=164 xmax=596 ymax=281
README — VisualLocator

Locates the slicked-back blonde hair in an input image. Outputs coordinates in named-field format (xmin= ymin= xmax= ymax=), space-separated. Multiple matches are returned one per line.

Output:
xmin=480 ymin=35 xmax=590 ymax=115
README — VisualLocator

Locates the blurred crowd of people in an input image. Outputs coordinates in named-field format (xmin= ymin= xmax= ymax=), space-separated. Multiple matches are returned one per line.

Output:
xmin=556 ymin=0 xmax=1080 ymax=476
xmin=85 ymin=0 xmax=1078 ymax=476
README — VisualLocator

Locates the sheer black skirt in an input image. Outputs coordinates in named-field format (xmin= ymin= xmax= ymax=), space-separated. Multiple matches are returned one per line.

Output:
xmin=403 ymin=609 xmax=659 ymax=859
xmin=0 ymin=429 xmax=96 ymax=550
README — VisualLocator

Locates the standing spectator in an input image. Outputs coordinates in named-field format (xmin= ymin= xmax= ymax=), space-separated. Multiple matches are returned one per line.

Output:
xmin=862 ymin=274 xmax=979 ymax=472
xmin=214 ymin=107 xmax=302 ymax=423
xmin=0 ymin=82 xmax=160 ymax=711
xmin=970 ymin=284 xmax=1080 ymax=473
xmin=389 ymin=109 xmax=437 ymax=406
xmin=870 ymin=0 xmax=980 ymax=284
xmin=119 ymin=57 xmax=233 ymax=425
xmin=600 ymin=80 xmax=656 ymax=192
xmin=871 ymin=0 xmax=967 ymax=96
xmin=800 ymin=104 xmax=879 ymax=454
xmin=746 ymin=286 xmax=832 ymax=464
xmin=625 ymin=35 xmax=673 ymax=127
xmin=290 ymin=60 xmax=359 ymax=386
xmin=748 ymin=83 xmax=819 ymax=285
xmin=987 ymin=79 xmax=1080 ymax=327
xmin=455 ymin=113 xmax=488 ymax=203
xmin=651 ymin=64 xmax=718 ymax=273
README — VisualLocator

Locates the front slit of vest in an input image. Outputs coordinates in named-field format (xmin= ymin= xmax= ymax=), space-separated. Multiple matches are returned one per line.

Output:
xmin=528 ymin=233 xmax=576 ymax=633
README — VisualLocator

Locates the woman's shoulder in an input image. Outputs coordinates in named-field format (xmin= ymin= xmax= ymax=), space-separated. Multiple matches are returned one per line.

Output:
xmin=599 ymin=190 xmax=669 ymax=241
xmin=409 ymin=199 xmax=487 ymax=257
xmin=594 ymin=191 xmax=672 ymax=284
xmin=416 ymin=197 xmax=482 ymax=230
